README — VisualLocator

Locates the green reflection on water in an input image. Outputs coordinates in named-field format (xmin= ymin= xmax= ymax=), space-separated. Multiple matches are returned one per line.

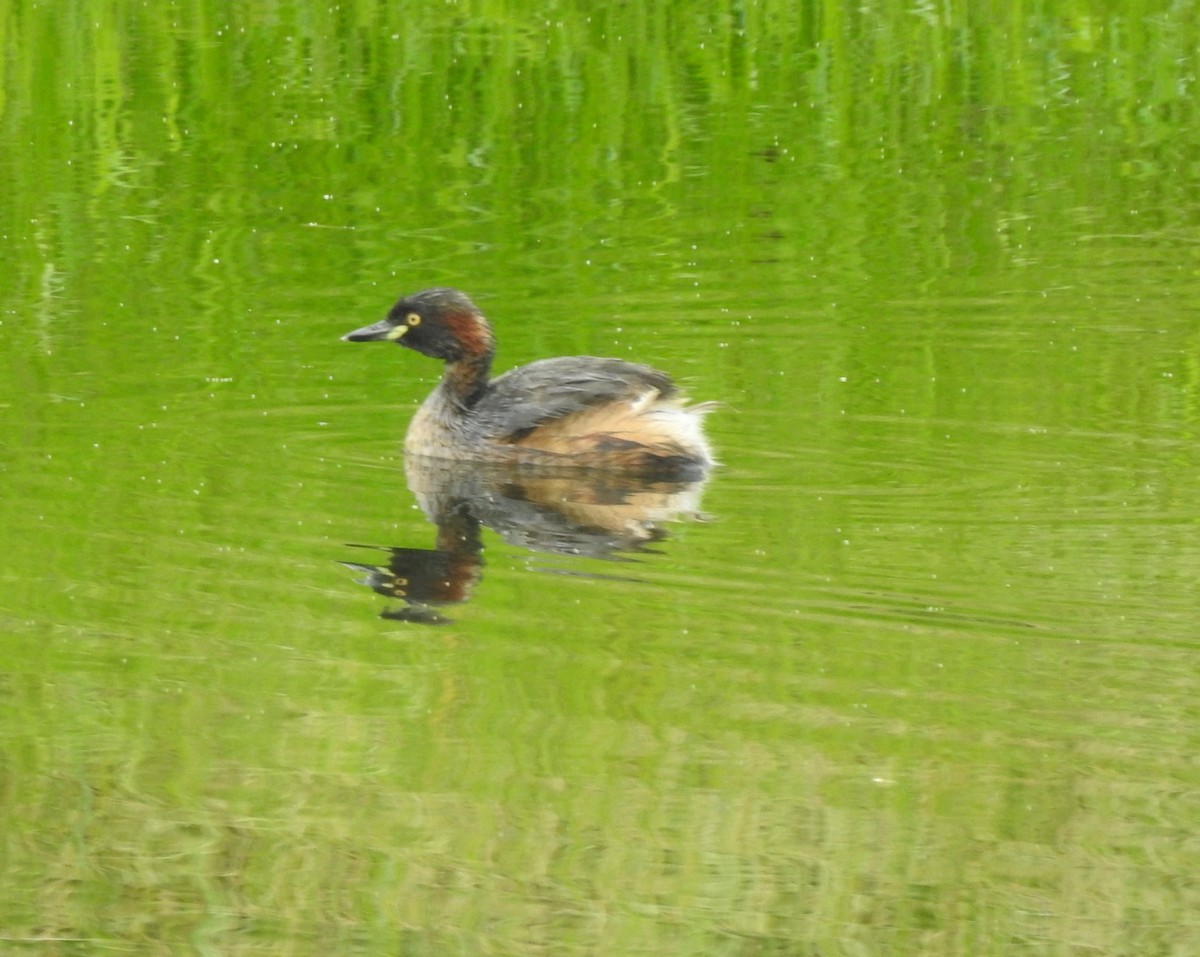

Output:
xmin=3 ymin=3 xmax=1200 ymax=955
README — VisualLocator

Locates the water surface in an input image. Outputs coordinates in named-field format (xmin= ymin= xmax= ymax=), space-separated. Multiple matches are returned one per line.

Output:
xmin=3 ymin=4 xmax=1199 ymax=955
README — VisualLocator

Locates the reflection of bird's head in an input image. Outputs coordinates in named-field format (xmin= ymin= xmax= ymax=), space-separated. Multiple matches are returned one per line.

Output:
xmin=342 ymin=540 xmax=483 ymax=622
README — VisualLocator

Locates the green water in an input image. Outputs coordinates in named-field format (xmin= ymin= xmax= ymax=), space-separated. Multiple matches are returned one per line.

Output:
xmin=3 ymin=3 xmax=1200 ymax=955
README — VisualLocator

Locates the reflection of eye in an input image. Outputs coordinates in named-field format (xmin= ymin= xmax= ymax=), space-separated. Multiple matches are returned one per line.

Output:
xmin=406 ymin=313 xmax=422 ymax=326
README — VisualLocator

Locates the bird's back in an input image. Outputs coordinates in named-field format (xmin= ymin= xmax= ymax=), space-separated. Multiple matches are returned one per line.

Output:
xmin=470 ymin=356 xmax=678 ymax=441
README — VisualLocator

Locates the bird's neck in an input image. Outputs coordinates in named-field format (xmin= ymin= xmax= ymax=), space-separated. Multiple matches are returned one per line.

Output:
xmin=435 ymin=309 xmax=496 ymax=410
xmin=441 ymin=352 xmax=492 ymax=410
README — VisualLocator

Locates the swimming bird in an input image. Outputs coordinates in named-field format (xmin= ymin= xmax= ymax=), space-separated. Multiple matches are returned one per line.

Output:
xmin=343 ymin=288 xmax=715 ymax=478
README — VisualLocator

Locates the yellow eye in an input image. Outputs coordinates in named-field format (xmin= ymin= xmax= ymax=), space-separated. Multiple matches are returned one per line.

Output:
xmin=406 ymin=312 xmax=421 ymax=326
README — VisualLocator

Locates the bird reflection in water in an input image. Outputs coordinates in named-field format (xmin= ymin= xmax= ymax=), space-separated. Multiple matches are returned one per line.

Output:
xmin=342 ymin=455 xmax=710 ymax=624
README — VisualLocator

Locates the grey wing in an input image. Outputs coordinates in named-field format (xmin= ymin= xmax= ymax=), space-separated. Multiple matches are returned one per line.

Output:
xmin=472 ymin=357 xmax=677 ymax=440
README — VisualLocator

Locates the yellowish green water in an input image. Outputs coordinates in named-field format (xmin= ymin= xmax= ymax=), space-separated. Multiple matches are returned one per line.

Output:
xmin=3 ymin=3 xmax=1200 ymax=955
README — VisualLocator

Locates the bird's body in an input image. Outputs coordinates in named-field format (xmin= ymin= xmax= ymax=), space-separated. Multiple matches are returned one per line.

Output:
xmin=344 ymin=288 xmax=715 ymax=478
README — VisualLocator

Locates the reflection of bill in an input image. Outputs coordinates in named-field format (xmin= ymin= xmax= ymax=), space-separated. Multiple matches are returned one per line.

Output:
xmin=340 ymin=456 xmax=711 ymax=624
